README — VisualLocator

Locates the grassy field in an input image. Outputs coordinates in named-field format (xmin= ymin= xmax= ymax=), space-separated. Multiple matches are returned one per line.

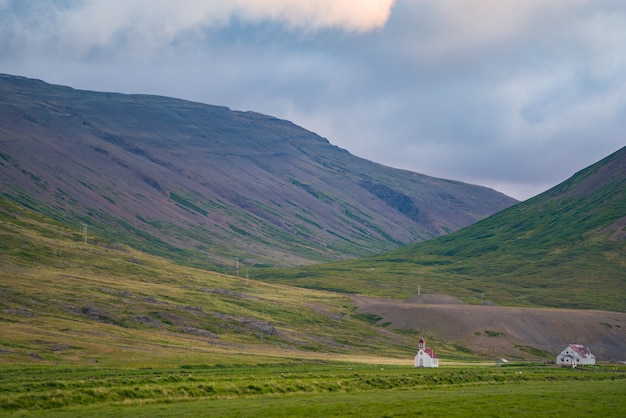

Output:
xmin=1 ymin=361 xmax=625 ymax=417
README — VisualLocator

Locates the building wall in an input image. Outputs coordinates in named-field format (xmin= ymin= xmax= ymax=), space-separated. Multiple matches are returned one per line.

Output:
xmin=414 ymin=349 xmax=438 ymax=368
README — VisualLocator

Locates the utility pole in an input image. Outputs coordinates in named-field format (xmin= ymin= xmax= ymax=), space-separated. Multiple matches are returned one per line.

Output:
xmin=81 ymin=223 xmax=88 ymax=246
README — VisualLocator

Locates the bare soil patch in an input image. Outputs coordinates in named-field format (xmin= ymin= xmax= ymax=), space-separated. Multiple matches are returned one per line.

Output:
xmin=352 ymin=294 xmax=626 ymax=361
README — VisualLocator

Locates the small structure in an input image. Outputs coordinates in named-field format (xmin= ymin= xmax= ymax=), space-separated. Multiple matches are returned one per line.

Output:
xmin=556 ymin=344 xmax=595 ymax=366
xmin=414 ymin=338 xmax=439 ymax=368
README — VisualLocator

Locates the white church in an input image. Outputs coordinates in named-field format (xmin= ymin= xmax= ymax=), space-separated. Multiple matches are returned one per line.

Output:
xmin=414 ymin=338 xmax=439 ymax=368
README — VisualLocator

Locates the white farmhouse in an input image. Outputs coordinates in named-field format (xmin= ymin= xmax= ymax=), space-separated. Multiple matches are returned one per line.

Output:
xmin=414 ymin=338 xmax=439 ymax=368
xmin=556 ymin=344 xmax=595 ymax=366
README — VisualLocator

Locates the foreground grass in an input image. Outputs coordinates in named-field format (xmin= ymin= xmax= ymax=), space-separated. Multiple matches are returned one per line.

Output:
xmin=1 ymin=362 xmax=625 ymax=417
xmin=52 ymin=380 xmax=626 ymax=418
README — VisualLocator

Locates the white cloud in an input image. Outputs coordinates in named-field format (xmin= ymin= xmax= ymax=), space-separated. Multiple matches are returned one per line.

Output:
xmin=232 ymin=0 xmax=395 ymax=32
xmin=1 ymin=0 xmax=395 ymax=55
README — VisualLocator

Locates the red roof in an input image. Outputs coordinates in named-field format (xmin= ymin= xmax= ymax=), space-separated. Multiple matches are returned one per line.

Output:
xmin=423 ymin=348 xmax=438 ymax=359
xmin=569 ymin=344 xmax=592 ymax=359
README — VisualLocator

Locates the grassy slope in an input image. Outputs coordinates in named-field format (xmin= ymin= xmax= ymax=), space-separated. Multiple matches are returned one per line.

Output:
xmin=255 ymin=147 xmax=626 ymax=312
xmin=0 ymin=197 xmax=433 ymax=366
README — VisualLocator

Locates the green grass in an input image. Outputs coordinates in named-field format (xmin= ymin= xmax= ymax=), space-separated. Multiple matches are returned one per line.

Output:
xmin=1 ymin=362 xmax=624 ymax=416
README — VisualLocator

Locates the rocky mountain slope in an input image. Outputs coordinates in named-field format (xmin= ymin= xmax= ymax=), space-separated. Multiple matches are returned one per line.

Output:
xmin=0 ymin=74 xmax=515 ymax=268
xmin=257 ymin=147 xmax=626 ymax=312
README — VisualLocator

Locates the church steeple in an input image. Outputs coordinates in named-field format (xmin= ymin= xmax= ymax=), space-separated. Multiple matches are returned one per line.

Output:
xmin=419 ymin=338 xmax=425 ymax=350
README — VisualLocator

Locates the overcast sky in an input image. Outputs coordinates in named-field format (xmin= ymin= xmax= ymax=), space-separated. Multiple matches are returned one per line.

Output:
xmin=2 ymin=0 xmax=625 ymax=200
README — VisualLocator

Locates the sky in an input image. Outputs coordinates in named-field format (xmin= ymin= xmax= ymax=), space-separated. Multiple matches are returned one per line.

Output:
xmin=1 ymin=1 xmax=625 ymax=200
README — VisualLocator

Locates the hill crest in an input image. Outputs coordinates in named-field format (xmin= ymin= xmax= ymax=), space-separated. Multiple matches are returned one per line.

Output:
xmin=0 ymin=73 xmax=516 ymax=268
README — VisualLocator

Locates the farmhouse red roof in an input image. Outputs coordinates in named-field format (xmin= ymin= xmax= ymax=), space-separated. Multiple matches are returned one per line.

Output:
xmin=569 ymin=344 xmax=591 ymax=358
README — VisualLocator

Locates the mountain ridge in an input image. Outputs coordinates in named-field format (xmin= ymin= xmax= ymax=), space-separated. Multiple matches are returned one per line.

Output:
xmin=255 ymin=146 xmax=626 ymax=312
xmin=0 ymin=73 xmax=516 ymax=269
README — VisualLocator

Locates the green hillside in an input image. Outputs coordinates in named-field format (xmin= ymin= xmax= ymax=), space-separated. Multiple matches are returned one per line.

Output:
xmin=256 ymin=147 xmax=626 ymax=312
xmin=0 ymin=197 xmax=432 ymax=366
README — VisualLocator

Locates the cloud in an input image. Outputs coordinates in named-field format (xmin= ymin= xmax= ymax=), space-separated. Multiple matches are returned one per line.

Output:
xmin=1 ymin=0 xmax=625 ymax=200
xmin=232 ymin=0 xmax=395 ymax=32
xmin=350 ymin=0 xmax=626 ymax=195
xmin=0 ymin=0 xmax=394 ymax=56
xmin=396 ymin=0 xmax=593 ymax=58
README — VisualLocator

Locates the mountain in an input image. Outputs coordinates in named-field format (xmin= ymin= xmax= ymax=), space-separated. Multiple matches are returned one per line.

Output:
xmin=256 ymin=147 xmax=626 ymax=312
xmin=0 ymin=74 xmax=515 ymax=269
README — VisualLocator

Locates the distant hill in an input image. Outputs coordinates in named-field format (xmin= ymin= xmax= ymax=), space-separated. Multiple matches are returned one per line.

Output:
xmin=0 ymin=74 xmax=515 ymax=269
xmin=256 ymin=147 xmax=626 ymax=312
